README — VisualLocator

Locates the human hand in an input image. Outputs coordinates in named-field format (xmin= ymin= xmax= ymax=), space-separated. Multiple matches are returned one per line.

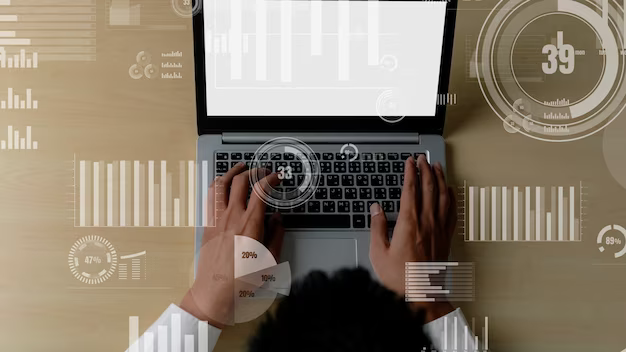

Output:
xmin=368 ymin=155 xmax=457 ymax=322
xmin=180 ymin=163 xmax=285 ymax=328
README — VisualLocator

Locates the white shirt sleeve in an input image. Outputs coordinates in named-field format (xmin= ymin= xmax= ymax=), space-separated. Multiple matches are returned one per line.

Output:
xmin=126 ymin=304 xmax=221 ymax=352
xmin=423 ymin=308 xmax=484 ymax=352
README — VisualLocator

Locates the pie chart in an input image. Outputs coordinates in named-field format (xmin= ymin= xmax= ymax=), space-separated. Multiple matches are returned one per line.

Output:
xmin=234 ymin=235 xmax=291 ymax=324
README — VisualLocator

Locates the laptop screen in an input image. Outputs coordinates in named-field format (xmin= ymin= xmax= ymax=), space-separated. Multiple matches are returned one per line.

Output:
xmin=201 ymin=0 xmax=447 ymax=118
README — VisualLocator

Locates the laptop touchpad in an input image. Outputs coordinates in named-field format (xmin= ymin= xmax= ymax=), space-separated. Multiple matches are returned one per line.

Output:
xmin=286 ymin=238 xmax=358 ymax=279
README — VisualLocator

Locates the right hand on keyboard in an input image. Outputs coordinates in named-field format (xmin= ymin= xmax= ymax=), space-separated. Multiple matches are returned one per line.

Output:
xmin=368 ymin=155 xmax=457 ymax=322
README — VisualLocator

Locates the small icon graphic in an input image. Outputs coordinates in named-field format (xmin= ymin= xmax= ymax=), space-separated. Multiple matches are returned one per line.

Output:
xmin=1 ymin=126 xmax=38 ymax=151
xmin=129 ymin=51 xmax=159 ymax=79
xmin=379 ymin=54 xmax=398 ymax=72
xmin=118 ymin=251 xmax=147 ymax=280
xmin=340 ymin=143 xmax=359 ymax=162
xmin=68 ymin=235 xmax=118 ymax=285
xmin=376 ymin=90 xmax=405 ymax=124
xmin=597 ymin=224 xmax=626 ymax=258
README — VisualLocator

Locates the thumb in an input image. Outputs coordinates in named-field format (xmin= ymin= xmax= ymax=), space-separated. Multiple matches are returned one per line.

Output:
xmin=369 ymin=203 xmax=389 ymax=256
xmin=266 ymin=212 xmax=285 ymax=260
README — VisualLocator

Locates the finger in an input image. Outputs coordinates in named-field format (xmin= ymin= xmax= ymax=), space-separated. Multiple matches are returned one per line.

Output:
xmin=399 ymin=157 xmax=418 ymax=221
xmin=213 ymin=162 xmax=247 ymax=208
xmin=243 ymin=172 xmax=281 ymax=241
xmin=417 ymin=154 xmax=436 ymax=224
xmin=228 ymin=169 xmax=252 ymax=211
xmin=369 ymin=203 xmax=389 ymax=257
xmin=433 ymin=162 xmax=449 ymax=224
xmin=266 ymin=213 xmax=285 ymax=259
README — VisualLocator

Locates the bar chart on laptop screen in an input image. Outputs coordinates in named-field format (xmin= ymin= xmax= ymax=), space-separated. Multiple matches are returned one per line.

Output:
xmin=457 ymin=181 xmax=588 ymax=242
xmin=72 ymin=157 xmax=217 ymax=228
xmin=203 ymin=0 xmax=446 ymax=116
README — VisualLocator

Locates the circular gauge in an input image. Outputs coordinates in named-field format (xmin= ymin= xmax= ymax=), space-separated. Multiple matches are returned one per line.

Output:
xmin=129 ymin=64 xmax=143 ymax=79
xmin=68 ymin=235 xmax=117 ymax=285
xmin=380 ymin=55 xmax=398 ymax=72
xmin=144 ymin=64 xmax=159 ymax=79
xmin=476 ymin=0 xmax=626 ymax=142
xmin=249 ymin=137 xmax=320 ymax=210
xmin=376 ymin=90 xmax=405 ymax=124
xmin=136 ymin=51 xmax=151 ymax=66
xmin=171 ymin=0 xmax=193 ymax=18
xmin=597 ymin=224 xmax=626 ymax=258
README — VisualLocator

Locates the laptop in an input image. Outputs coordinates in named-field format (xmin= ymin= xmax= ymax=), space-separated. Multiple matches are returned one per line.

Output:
xmin=193 ymin=0 xmax=457 ymax=278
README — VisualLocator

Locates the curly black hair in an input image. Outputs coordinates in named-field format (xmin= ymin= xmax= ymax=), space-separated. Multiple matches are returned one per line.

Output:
xmin=248 ymin=268 xmax=431 ymax=352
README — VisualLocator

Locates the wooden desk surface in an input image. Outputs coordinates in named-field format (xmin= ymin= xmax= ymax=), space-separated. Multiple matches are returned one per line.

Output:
xmin=2 ymin=1 xmax=626 ymax=351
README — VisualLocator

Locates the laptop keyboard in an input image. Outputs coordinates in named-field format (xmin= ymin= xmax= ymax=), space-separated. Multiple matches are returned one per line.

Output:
xmin=215 ymin=151 xmax=426 ymax=229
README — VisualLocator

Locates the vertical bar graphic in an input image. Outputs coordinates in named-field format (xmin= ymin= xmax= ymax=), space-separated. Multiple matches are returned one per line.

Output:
xmin=569 ymin=186 xmax=575 ymax=241
xmin=230 ymin=0 xmax=242 ymax=79
xmin=502 ymin=187 xmax=507 ymax=241
xmin=6 ymin=125 xmax=11 ymax=150
xmin=492 ymin=187 xmax=499 ymax=241
xmin=140 ymin=164 xmax=146 ymax=226
xmin=171 ymin=313 xmax=181 ymax=352
xmin=280 ymin=0 xmax=292 ymax=82
xmin=184 ymin=335 xmax=194 ymax=352
xmin=26 ymin=88 xmax=31 ymax=109
xmin=7 ymin=87 xmax=11 ymax=109
xmin=134 ymin=161 xmax=140 ymax=226
xmin=26 ymin=126 xmax=31 ymax=149
xmin=144 ymin=332 xmax=154 ymax=352
xmin=85 ymin=161 xmax=91 ymax=226
xmin=469 ymin=187 xmax=475 ymax=241
xmin=148 ymin=161 xmax=154 ymax=226
xmin=202 ymin=161 xmax=208 ymax=226
xmin=174 ymin=199 xmax=180 ymax=226
xmin=199 ymin=321 xmax=208 ymax=352
xmin=120 ymin=161 xmax=126 ymax=226
xmin=464 ymin=325 xmax=468 ymax=351
xmin=158 ymin=325 xmax=167 ymax=352
xmin=563 ymin=196 xmax=569 ymax=241
xmin=558 ymin=186 xmax=564 ymax=241
xmin=179 ymin=161 xmax=185 ymax=228
xmin=125 ymin=162 xmax=131 ymax=225
xmin=188 ymin=161 xmax=194 ymax=226
xmin=485 ymin=317 xmax=489 ymax=350
xmin=338 ymin=0 xmax=350 ymax=81
xmin=454 ymin=316 xmax=458 ymax=351
xmin=33 ymin=52 xmax=38 ymax=68
xmin=161 ymin=161 xmax=167 ymax=226
xmin=480 ymin=188 xmax=486 ymax=241
xmin=107 ymin=163 xmax=113 ymax=226
xmin=129 ymin=316 xmax=139 ymax=352
xmin=539 ymin=187 xmax=545 ymax=241
xmin=529 ymin=210 xmax=535 ymax=240
xmin=547 ymin=212 xmax=552 ymax=240
xmin=80 ymin=161 xmax=86 ymax=226
xmin=535 ymin=187 xmax=541 ymax=240
xmin=367 ymin=0 xmax=379 ymax=65
xmin=513 ymin=187 xmax=519 ymax=240
xmin=311 ymin=1 xmax=322 ymax=55
xmin=444 ymin=316 xmax=448 ymax=351
xmin=154 ymin=185 xmax=160 ymax=226
xmin=485 ymin=187 xmax=490 ymax=241
xmin=99 ymin=162 xmax=106 ymax=223
xmin=525 ymin=187 xmax=531 ymax=241
xmin=93 ymin=162 xmax=99 ymax=226
xmin=13 ymin=129 xmax=18 ymax=149
xmin=166 ymin=173 xmax=172 ymax=226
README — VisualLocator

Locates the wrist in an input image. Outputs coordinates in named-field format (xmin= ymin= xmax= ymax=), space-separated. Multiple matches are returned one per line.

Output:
xmin=180 ymin=290 xmax=227 ymax=329
xmin=409 ymin=301 xmax=455 ymax=323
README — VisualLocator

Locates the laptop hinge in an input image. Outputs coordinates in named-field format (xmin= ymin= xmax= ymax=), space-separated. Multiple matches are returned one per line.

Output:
xmin=222 ymin=133 xmax=420 ymax=144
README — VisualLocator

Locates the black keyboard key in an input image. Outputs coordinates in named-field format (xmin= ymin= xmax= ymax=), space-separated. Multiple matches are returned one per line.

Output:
xmin=386 ymin=175 xmax=398 ymax=186
xmin=362 ymin=153 xmax=373 ymax=160
xmin=216 ymin=162 xmax=228 ymax=172
xmin=382 ymin=201 xmax=395 ymax=212
xmin=349 ymin=162 xmax=361 ymax=173
xmin=389 ymin=188 xmax=402 ymax=199
xmin=318 ymin=175 xmax=325 ymax=187
xmin=230 ymin=161 xmax=239 ymax=168
xmin=315 ymin=188 xmax=328 ymax=199
xmin=414 ymin=153 xmax=427 ymax=160
xmin=359 ymin=188 xmax=372 ymax=199
xmin=344 ymin=188 xmax=357 ymax=199
xmin=356 ymin=175 xmax=369 ymax=186
xmin=264 ymin=162 xmax=273 ymax=172
xmin=374 ymin=153 xmax=386 ymax=160
xmin=377 ymin=162 xmax=391 ymax=173
xmin=393 ymin=162 xmax=404 ymax=173
xmin=401 ymin=153 xmax=411 ymax=160
xmin=320 ymin=162 xmax=332 ymax=173
xmin=371 ymin=175 xmax=384 ymax=186
xmin=374 ymin=188 xmax=387 ymax=200
xmin=330 ymin=188 xmax=342 ymax=199
xmin=231 ymin=153 xmax=243 ymax=160
xmin=323 ymin=201 xmax=336 ymax=213
xmin=290 ymin=161 xmax=303 ymax=173
xmin=284 ymin=178 xmax=295 ymax=186
xmin=284 ymin=153 xmax=295 ymax=160
xmin=338 ymin=201 xmax=350 ymax=213
xmin=367 ymin=215 xmax=396 ymax=228
xmin=397 ymin=201 xmax=401 ymax=212
xmin=271 ymin=153 xmax=281 ymax=160
xmin=276 ymin=161 xmax=288 ymax=169
xmin=322 ymin=153 xmax=334 ymax=160
xmin=244 ymin=152 xmax=255 ymax=160
xmin=308 ymin=201 xmax=321 ymax=213
xmin=352 ymin=201 xmax=365 ymax=212
xmin=260 ymin=153 xmax=269 ymax=160
xmin=327 ymin=175 xmax=339 ymax=186
xmin=334 ymin=162 xmax=347 ymax=173
xmin=293 ymin=203 xmax=306 ymax=213
xmin=388 ymin=153 xmax=399 ymax=160
xmin=216 ymin=153 xmax=228 ymax=160
xmin=341 ymin=175 xmax=354 ymax=186
xmin=353 ymin=215 xmax=366 ymax=228
xmin=335 ymin=152 xmax=348 ymax=160
xmin=364 ymin=162 xmax=376 ymax=173
xmin=401 ymin=175 xmax=404 ymax=185
xmin=272 ymin=214 xmax=350 ymax=228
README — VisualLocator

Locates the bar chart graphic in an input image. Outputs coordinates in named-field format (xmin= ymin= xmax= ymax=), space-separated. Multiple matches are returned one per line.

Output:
xmin=0 ymin=126 xmax=38 ymax=150
xmin=0 ymin=0 xmax=96 ymax=62
xmin=0 ymin=88 xmax=37 ymax=109
xmin=405 ymin=262 xmax=474 ymax=303
xmin=457 ymin=181 xmax=586 ymax=242
xmin=0 ymin=48 xmax=37 ymax=68
xmin=73 ymin=157 xmax=216 ymax=227
xmin=432 ymin=316 xmax=489 ymax=352
xmin=118 ymin=251 xmax=146 ymax=280
xmin=106 ymin=0 xmax=189 ymax=31
xmin=128 ymin=315 xmax=218 ymax=352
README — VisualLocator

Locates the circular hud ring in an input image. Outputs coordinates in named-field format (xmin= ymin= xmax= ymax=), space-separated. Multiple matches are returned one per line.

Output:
xmin=476 ymin=0 xmax=626 ymax=141
xmin=249 ymin=137 xmax=320 ymax=209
